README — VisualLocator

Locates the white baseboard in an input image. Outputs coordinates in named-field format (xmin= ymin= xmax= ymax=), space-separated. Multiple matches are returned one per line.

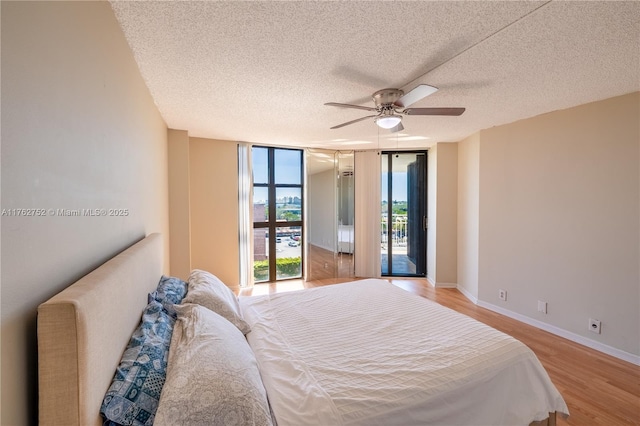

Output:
xmin=476 ymin=299 xmax=640 ymax=366
xmin=426 ymin=276 xmax=457 ymax=289
xmin=456 ymin=285 xmax=478 ymax=304
xmin=435 ymin=282 xmax=457 ymax=288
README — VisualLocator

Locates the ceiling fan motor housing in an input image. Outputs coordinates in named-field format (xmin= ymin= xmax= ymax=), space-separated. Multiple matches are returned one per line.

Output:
xmin=372 ymin=89 xmax=404 ymax=108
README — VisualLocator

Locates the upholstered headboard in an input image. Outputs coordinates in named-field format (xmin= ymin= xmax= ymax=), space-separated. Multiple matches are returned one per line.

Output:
xmin=37 ymin=233 xmax=163 ymax=426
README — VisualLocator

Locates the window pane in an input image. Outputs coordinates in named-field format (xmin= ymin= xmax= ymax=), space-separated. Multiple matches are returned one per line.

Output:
xmin=276 ymin=188 xmax=301 ymax=222
xmin=274 ymin=149 xmax=302 ymax=184
xmin=253 ymin=229 xmax=269 ymax=282
xmin=252 ymin=146 xmax=269 ymax=184
xmin=275 ymin=226 xmax=302 ymax=279
xmin=253 ymin=186 xmax=269 ymax=223
xmin=391 ymin=154 xmax=412 ymax=254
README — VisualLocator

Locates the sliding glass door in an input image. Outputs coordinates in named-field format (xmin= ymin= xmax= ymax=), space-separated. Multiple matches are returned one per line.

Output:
xmin=252 ymin=146 xmax=303 ymax=282
xmin=381 ymin=152 xmax=427 ymax=276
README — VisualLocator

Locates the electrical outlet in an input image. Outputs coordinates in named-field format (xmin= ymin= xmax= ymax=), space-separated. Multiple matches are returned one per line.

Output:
xmin=498 ymin=289 xmax=507 ymax=301
xmin=589 ymin=318 xmax=601 ymax=334
xmin=537 ymin=301 xmax=547 ymax=314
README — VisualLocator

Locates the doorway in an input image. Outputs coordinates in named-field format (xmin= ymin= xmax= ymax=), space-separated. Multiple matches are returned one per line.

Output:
xmin=381 ymin=152 xmax=427 ymax=276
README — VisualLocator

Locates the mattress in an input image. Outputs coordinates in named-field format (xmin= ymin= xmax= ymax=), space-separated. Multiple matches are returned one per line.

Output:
xmin=338 ymin=224 xmax=354 ymax=254
xmin=239 ymin=279 xmax=568 ymax=426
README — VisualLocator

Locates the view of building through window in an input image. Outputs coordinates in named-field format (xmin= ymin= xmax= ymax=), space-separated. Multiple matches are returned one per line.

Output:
xmin=252 ymin=146 xmax=303 ymax=282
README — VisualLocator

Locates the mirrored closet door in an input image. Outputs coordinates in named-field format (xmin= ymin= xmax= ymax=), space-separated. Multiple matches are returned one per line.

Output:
xmin=306 ymin=149 xmax=355 ymax=281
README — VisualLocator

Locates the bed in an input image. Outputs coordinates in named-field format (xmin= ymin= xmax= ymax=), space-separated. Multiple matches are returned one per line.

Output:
xmin=338 ymin=224 xmax=354 ymax=254
xmin=37 ymin=233 xmax=568 ymax=425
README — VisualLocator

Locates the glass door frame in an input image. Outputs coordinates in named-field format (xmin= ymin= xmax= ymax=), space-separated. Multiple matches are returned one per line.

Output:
xmin=381 ymin=150 xmax=427 ymax=277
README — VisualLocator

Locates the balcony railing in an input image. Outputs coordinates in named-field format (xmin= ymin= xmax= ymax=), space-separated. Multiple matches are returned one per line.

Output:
xmin=381 ymin=214 xmax=408 ymax=252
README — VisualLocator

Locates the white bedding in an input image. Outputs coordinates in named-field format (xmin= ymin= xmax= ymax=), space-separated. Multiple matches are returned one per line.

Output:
xmin=338 ymin=224 xmax=354 ymax=253
xmin=239 ymin=279 xmax=568 ymax=426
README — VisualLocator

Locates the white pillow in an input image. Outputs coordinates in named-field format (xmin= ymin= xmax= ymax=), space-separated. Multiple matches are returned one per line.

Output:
xmin=184 ymin=269 xmax=250 ymax=334
xmin=155 ymin=304 xmax=273 ymax=426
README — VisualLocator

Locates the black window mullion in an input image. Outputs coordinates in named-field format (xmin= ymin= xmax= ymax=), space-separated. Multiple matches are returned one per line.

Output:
xmin=268 ymin=149 xmax=277 ymax=282
xmin=387 ymin=153 xmax=393 ymax=275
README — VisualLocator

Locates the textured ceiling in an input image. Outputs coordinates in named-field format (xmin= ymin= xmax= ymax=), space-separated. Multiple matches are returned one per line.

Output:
xmin=110 ymin=1 xmax=640 ymax=150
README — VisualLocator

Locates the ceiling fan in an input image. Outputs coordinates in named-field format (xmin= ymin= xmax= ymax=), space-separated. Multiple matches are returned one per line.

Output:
xmin=325 ymin=84 xmax=465 ymax=133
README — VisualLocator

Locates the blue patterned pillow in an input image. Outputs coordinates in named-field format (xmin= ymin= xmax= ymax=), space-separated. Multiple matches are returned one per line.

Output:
xmin=100 ymin=299 xmax=175 ymax=426
xmin=150 ymin=275 xmax=187 ymax=306
xmin=149 ymin=276 xmax=188 ymax=319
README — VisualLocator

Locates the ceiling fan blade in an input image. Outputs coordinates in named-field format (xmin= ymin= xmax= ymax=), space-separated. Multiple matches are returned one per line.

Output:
xmin=390 ymin=122 xmax=404 ymax=133
xmin=325 ymin=102 xmax=377 ymax=112
xmin=330 ymin=115 xmax=378 ymax=129
xmin=403 ymin=107 xmax=465 ymax=116
xmin=394 ymin=84 xmax=438 ymax=108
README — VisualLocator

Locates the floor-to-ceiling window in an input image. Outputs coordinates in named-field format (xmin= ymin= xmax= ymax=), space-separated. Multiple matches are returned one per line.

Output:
xmin=252 ymin=146 xmax=304 ymax=282
xmin=381 ymin=151 xmax=427 ymax=276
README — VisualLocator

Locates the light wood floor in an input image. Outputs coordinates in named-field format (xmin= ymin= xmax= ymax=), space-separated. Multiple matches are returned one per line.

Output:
xmin=307 ymin=244 xmax=355 ymax=281
xmin=241 ymin=277 xmax=640 ymax=425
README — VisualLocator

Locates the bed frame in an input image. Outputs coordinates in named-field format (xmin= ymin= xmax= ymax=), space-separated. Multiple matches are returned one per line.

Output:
xmin=36 ymin=232 xmax=557 ymax=426
xmin=37 ymin=233 xmax=163 ymax=426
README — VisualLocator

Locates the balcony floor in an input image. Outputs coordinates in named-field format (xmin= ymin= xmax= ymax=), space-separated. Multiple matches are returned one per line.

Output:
xmin=381 ymin=253 xmax=417 ymax=276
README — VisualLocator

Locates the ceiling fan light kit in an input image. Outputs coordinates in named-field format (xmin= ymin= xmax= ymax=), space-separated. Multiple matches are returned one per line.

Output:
xmin=375 ymin=115 xmax=402 ymax=129
xmin=326 ymin=84 xmax=465 ymax=132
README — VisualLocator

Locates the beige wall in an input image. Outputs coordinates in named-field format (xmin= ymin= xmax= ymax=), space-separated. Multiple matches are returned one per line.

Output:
xmin=188 ymin=138 xmax=240 ymax=287
xmin=1 ymin=2 xmax=169 ymax=424
xmin=166 ymin=134 xmax=242 ymax=287
xmin=427 ymin=143 xmax=459 ymax=287
xmin=477 ymin=92 xmax=639 ymax=358
xmin=457 ymin=133 xmax=480 ymax=300
xmin=434 ymin=143 xmax=458 ymax=286
xmin=168 ymin=129 xmax=191 ymax=280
